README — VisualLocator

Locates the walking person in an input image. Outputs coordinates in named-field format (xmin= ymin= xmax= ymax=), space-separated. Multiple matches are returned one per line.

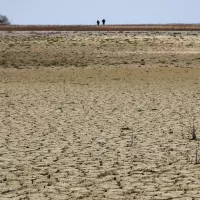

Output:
xmin=102 ymin=19 xmax=106 ymax=25
xmin=97 ymin=20 xmax=100 ymax=26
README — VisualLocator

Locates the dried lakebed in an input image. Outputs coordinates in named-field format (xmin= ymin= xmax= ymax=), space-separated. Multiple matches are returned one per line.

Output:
xmin=0 ymin=31 xmax=200 ymax=199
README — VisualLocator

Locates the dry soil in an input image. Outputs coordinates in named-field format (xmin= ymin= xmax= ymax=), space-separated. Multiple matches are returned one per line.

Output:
xmin=0 ymin=31 xmax=200 ymax=200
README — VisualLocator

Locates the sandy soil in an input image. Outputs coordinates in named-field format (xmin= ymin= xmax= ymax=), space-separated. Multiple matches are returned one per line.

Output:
xmin=1 ymin=31 xmax=200 ymax=69
xmin=0 ymin=31 xmax=200 ymax=200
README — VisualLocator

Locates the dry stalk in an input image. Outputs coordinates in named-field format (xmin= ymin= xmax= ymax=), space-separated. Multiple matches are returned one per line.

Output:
xmin=195 ymin=145 xmax=199 ymax=164
xmin=188 ymin=117 xmax=198 ymax=140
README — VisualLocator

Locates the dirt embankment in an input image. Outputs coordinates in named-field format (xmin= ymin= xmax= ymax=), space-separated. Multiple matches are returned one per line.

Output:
xmin=1 ymin=24 xmax=200 ymax=31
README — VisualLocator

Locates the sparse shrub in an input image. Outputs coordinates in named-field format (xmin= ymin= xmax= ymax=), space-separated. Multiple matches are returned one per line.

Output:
xmin=0 ymin=14 xmax=10 ymax=25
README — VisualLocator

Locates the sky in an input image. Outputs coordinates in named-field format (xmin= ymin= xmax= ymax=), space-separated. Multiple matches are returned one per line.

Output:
xmin=1 ymin=0 xmax=200 ymax=25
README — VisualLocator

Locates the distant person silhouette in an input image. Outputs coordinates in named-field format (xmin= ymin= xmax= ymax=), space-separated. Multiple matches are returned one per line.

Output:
xmin=97 ymin=20 xmax=100 ymax=26
xmin=102 ymin=19 xmax=106 ymax=25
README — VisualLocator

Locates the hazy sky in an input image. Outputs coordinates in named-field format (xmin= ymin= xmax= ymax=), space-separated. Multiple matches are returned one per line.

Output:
xmin=1 ymin=0 xmax=200 ymax=25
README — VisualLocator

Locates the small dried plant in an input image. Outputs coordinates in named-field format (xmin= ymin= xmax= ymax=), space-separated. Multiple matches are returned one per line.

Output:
xmin=195 ymin=145 xmax=199 ymax=164
xmin=188 ymin=117 xmax=198 ymax=140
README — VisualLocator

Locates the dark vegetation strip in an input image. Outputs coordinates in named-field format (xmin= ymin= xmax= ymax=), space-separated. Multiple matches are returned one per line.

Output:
xmin=1 ymin=24 xmax=200 ymax=31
